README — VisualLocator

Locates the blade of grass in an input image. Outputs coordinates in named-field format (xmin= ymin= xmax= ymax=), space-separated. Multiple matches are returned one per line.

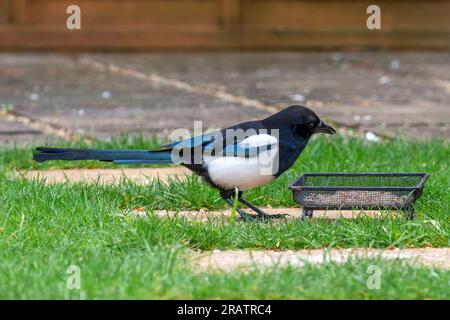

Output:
xmin=230 ymin=187 xmax=239 ymax=224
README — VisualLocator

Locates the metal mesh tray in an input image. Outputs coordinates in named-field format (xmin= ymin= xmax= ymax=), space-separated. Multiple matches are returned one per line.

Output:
xmin=288 ymin=172 xmax=428 ymax=220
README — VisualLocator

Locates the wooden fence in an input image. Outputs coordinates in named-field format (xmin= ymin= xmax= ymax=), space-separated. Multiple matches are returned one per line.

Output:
xmin=0 ymin=0 xmax=449 ymax=50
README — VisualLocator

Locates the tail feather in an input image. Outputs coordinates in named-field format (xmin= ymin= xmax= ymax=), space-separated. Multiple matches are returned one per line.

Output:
xmin=112 ymin=160 xmax=173 ymax=164
xmin=33 ymin=147 xmax=173 ymax=164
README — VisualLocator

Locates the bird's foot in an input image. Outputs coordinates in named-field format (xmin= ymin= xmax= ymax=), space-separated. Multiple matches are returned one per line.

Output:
xmin=235 ymin=206 xmax=287 ymax=222
xmin=222 ymin=192 xmax=287 ymax=222
xmin=238 ymin=197 xmax=288 ymax=221
xmin=235 ymin=207 xmax=258 ymax=222
xmin=222 ymin=196 xmax=257 ymax=222
xmin=258 ymin=213 xmax=289 ymax=222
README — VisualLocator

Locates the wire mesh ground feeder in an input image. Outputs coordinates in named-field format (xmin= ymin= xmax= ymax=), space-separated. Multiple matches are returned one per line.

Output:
xmin=289 ymin=173 xmax=428 ymax=220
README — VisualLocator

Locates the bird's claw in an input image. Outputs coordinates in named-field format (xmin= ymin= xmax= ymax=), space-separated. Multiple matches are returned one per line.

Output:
xmin=257 ymin=213 xmax=289 ymax=222
xmin=234 ymin=207 xmax=257 ymax=222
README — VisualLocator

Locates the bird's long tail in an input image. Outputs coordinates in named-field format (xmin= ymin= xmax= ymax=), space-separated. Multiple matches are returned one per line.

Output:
xmin=33 ymin=147 xmax=173 ymax=164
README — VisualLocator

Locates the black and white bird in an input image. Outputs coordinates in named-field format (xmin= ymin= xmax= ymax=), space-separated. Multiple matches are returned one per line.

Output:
xmin=34 ymin=105 xmax=335 ymax=220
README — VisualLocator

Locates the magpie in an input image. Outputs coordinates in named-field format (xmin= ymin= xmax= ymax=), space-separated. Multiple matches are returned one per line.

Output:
xmin=33 ymin=105 xmax=335 ymax=221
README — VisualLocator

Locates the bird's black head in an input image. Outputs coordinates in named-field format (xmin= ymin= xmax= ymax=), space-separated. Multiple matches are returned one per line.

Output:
xmin=263 ymin=105 xmax=336 ymax=138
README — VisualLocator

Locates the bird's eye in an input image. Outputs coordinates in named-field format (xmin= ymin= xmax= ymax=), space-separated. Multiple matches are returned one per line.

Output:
xmin=307 ymin=122 xmax=315 ymax=129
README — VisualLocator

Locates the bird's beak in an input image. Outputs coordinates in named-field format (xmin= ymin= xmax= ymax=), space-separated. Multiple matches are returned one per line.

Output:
xmin=314 ymin=120 xmax=336 ymax=135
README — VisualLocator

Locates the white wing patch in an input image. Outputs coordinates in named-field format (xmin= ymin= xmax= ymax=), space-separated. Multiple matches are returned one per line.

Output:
xmin=205 ymin=134 xmax=279 ymax=191
xmin=238 ymin=134 xmax=278 ymax=148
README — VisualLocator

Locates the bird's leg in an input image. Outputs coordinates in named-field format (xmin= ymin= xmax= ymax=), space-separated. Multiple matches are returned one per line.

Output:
xmin=222 ymin=198 xmax=257 ymax=221
xmin=239 ymin=196 xmax=288 ymax=221
xmin=220 ymin=190 xmax=255 ymax=221
xmin=237 ymin=197 xmax=267 ymax=221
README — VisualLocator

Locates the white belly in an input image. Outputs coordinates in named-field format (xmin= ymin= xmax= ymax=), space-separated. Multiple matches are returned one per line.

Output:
xmin=205 ymin=150 xmax=277 ymax=191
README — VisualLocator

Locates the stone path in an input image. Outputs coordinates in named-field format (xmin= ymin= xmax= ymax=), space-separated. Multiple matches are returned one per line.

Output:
xmin=149 ymin=207 xmax=386 ymax=221
xmin=192 ymin=248 xmax=450 ymax=271
xmin=20 ymin=167 xmax=190 ymax=184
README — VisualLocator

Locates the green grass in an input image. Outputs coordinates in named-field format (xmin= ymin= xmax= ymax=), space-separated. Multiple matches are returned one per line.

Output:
xmin=1 ymin=251 xmax=448 ymax=299
xmin=3 ymin=134 xmax=447 ymax=249
xmin=0 ymin=135 xmax=449 ymax=299
xmin=1 ymin=175 xmax=448 ymax=251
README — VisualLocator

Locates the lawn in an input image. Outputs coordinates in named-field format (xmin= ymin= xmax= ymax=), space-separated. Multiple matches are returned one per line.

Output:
xmin=0 ymin=135 xmax=449 ymax=299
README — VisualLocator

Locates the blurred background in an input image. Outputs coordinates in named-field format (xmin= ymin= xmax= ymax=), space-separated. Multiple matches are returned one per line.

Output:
xmin=0 ymin=0 xmax=449 ymax=145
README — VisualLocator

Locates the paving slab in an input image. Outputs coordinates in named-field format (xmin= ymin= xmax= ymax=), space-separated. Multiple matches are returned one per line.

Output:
xmin=1 ymin=52 xmax=449 ymax=144
xmin=20 ymin=167 xmax=191 ymax=184
xmin=87 ymin=52 xmax=450 ymax=139
xmin=192 ymin=248 xmax=450 ymax=272
xmin=145 ymin=208 xmax=386 ymax=221
xmin=88 ymin=52 xmax=450 ymax=105
xmin=0 ymin=53 xmax=264 ymax=142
